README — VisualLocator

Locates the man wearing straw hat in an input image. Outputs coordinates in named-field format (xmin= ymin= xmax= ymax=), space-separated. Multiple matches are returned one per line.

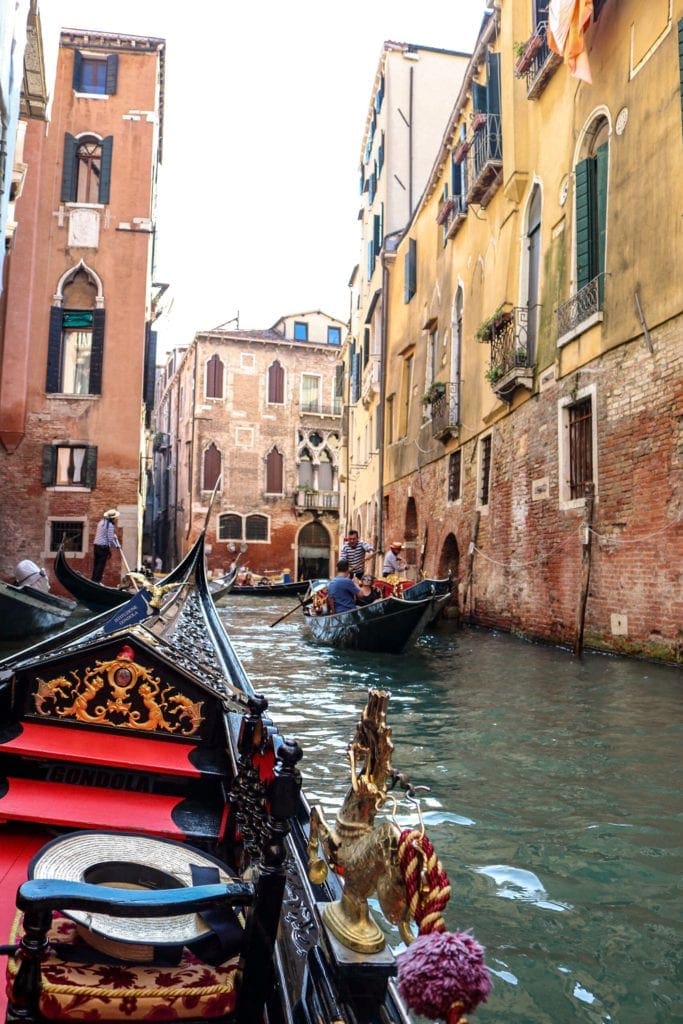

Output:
xmin=91 ymin=508 xmax=121 ymax=582
xmin=382 ymin=541 xmax=407 ymax=579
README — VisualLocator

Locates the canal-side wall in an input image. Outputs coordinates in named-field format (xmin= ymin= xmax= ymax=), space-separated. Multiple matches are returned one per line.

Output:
xmin=385 ymin=325 xmax=682 ymax=665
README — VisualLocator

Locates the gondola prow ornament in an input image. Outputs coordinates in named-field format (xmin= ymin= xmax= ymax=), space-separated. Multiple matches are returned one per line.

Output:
xmin=307 ymin=689 xmax=491 ymax=1024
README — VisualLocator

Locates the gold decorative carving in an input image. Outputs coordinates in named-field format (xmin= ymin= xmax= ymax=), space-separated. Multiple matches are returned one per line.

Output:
xmin=33 ymin=654 xmax=204 ymax=735
xmin=307 ymin=690 xmax=410 ymax=953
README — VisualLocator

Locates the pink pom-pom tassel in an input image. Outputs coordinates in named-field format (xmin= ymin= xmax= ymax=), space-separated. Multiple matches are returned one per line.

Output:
xmin=397 ymin=930 xmax=491 ymax=1022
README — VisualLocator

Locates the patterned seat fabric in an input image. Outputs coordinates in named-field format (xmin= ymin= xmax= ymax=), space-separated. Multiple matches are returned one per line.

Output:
xmin=7 ymin=914 xmax=240 ymax=1022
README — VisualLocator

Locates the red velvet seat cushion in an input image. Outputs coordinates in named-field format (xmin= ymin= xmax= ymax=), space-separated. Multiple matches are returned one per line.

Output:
xmin=6 ymin=914 xmax=240 ymax=1021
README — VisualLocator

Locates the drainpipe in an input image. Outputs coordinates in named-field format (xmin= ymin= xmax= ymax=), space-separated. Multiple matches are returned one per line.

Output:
xmin=408 ymin=65 xmax=414 ymax=215
xmin=185 ymin=338 xmax=198 ymax=541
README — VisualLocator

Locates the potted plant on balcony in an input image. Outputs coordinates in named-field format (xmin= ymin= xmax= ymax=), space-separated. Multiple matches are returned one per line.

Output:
xmin=476 ymin=305 xmax=511 ymax=342
xmin=423 ymin=382 xmax=446 ymax=406
xmin=436 ymin=197 xmax=455 ymax=225
xmin=485 ymin=365 xmax=504 ymax=384
xmin=514 ymin=33 xmax=543 ymax=77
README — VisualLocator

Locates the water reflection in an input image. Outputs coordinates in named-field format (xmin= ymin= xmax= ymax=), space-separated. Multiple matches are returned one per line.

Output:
xmin=221 ymin=597 xmax=682 ymax=1024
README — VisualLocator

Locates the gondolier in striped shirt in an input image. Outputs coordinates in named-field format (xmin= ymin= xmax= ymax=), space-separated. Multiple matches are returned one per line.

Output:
xmin=340 ymin=530 xmax=374 ymax=579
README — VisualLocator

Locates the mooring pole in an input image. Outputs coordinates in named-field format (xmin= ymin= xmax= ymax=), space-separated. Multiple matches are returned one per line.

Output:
xmin=462 ymin=510 xmax=481 ymax=620
xmin=574 ymin=483 xmax=595 ymax=657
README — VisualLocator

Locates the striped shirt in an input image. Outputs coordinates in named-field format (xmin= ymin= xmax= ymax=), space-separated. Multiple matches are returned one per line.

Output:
xmin=340 ymin=539 xmax=373 ymax=576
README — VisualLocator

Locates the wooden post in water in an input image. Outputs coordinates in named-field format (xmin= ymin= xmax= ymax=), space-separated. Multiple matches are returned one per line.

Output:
xmin=574 ymin=483 xmax=595 ymax=657
xmin=462 ymin=511 xmax=481 ymax=620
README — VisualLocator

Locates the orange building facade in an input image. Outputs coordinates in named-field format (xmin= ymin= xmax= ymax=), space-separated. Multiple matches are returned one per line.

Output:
xmin=0 ymin=29 xmax=165 ymax=586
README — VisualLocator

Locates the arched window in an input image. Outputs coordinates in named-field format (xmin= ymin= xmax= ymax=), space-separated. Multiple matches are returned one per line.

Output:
xmin=76 ymin=139 xmax=102 ymax=203
xmin=404 ymin=496 xmax=418 ymax=541
xmin=298 ymin=447 xmax=313 ymax=488
xmin=202 ymin=443 xmax=221 ymax=491
xmin=575 ymin=118 xmax=609 ymax=302
xmin=267 ymin=361 xmax=284 ymax=404
xmin=206 ymin=354 xmax=224 ymax=399
xmin=246 ymin=514 xmax=268 ymax=541
xmin=218 ymin=513 xmax=242 ymax=540
xmin=318 ymin=449 xmax=333 ymax=492
xmin=46 ymin=267 xmax=103 ymax=395
xmin=266 ymin=448 xmax=283 ymax=494
xmin=61 ymin=133 xmax=113 ymax=205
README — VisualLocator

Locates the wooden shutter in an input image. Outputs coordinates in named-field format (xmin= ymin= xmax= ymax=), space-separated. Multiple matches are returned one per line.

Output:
xmin=472 ymin=82 xmax=487 ymax=114
xmin=266 ymin=449 xmax=283 ymax=493
xmin=452 ymin=157 xmax=462 ymax=197
xmin=98 ymin=136 xmax=113 ymax=204
xmin=72 ymin=50 xmax=83 ymax=90
xmin=595 ymin=142 xmax=608 ymax=303
xmin=41 ymin=445 xmax=57 ymax=485
xmin=486 ymin=52 xmax=502 ymax=160
xmin=90 ymin=309 xmax=105 ymax=395
xmin=203 ymin=444 xmax=221 ymax=491
xmin=574 ymin=157 xmax=597 ymax=291
xmin=61 ymin=134 xmax=78 ymax=202
xmin=268 ymin=361 xmax=284 ymax=403
xmin=45 ymin=307 xmax=62 ymax=392
xmin=206 ymin=354 xmax=223 ymax=398
xmin=404 ymin=238 xmax=417 ymax=303
xmin=105 ymin=54 xmax=118 ymax=95
xmin=84 ymin=446 xmax=98 ymax=488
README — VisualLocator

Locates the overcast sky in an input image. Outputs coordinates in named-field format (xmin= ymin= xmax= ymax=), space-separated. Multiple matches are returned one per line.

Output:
xmin=54 ymin=1 xmax=485 ymax=351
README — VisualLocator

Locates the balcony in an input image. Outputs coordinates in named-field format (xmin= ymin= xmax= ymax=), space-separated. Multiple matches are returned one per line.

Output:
xmin=428 ymin=382 xmax=460 ymax=442
xmin=483 ymin=307 xmax=535 ymax=403
xmin=300 ymin=399 xmax=343 ymax=417
xmin=294 ymin=488 xmax=340 ymax=512
xmin=556 ymin=276 xmax=605 ymax=346
xmin=438 ymin=195 xmax=467 ymax=239
xmin=467 ymin=114 xmax=503 ymax=207
xmin=514 ymin=23 xmax=562 ymax=100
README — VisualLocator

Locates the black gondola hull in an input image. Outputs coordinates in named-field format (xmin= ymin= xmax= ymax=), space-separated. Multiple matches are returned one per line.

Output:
xmin=302 ymin=594 xmax=436 ymax=654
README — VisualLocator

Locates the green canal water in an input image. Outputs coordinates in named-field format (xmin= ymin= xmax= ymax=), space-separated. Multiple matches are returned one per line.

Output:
xmin=1 ymin=600 xmax=680 ymax=1023
xmin=218 ymin=598 xmax=682 ymax=1024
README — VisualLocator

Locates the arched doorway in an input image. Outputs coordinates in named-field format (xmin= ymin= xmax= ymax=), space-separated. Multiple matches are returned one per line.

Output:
xmin=438 ymin=533 xmax=460 ymax=606
xmin=297 ymin=520 xmax=332 ymax=580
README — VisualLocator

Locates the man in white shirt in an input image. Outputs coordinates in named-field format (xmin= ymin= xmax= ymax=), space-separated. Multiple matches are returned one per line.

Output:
xmin=382 ymin=542 xmax=407 ymax=578
xmin=92 ymin=509 xmax=120 ymax=582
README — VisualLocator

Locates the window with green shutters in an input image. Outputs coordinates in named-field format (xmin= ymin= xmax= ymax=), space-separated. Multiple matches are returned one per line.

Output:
xmin=61 ymin=134 xmax=113 ymax=204
xmin=574 ymin=130 xmax=608 ymax=302
xmin=72 ymin=51 xmax=118 ymax=95
xmin=46 ymin=307 xmax=105 ymax=395
xmin=404 ymin=238 xmax=417 ymax=303
xmin=42 ymin=444 xmax=97 ymax=488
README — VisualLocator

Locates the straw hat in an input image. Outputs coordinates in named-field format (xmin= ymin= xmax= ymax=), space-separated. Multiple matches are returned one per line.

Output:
xmin=390 ymin=541 xmax=403 ymax=550
xmin=104 ymin=509 xmax=120 ymax=520
xmin=30 ymin=832 xmax=234 ymax=962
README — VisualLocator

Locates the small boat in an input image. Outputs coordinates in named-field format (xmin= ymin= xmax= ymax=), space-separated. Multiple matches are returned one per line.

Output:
xmin=232 ymin=577 xmax=310 ymax=598
xmin=302 ymin=591 xmax=439 ymax=654
xmin=0 ymin=532 xmax=491 ymax=1024
xmin=402 ymin=576 xmax=453 ymax=623
xmin=54 ymin=545 xmax=130 ymax=611
xmin=0 ymin=580 xmax=76 ymax=640
xmin=208 ymin=566 xmax=238 ymax=602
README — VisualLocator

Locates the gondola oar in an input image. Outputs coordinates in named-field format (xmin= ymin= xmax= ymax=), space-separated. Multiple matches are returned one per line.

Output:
xmin=269 ymin=589 xmax=314 ymax=628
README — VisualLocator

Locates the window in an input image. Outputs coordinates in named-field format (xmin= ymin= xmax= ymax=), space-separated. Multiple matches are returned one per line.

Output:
xmin=205 ymin=354 xmax=224 ymax=399
xmin=399 ymin=355 xmax=413 ymax=436
xmin=559 ymin=386 xmax=597 ymax=507
xmin=524 ymin=185 xmax=542 ymax=359
xmin=42 ymin=444 xmax=97 ymax=488
xmin=73 ymin=51 xmax=118 ymax=95
xmin=202 ymin=443 xmax=221 ymax=491
xmin=333 ymin=363 xmax=344 ymax=414
xmin=218 ymin=514 xmax=242 ymax=540
xmin=298 ymin=449 xmax=313 ymax=488
xmin=245 ymin=514 xmax=268 ymax=541
xmin=386 ymin=394 xmax=394 ymax=445
xmin=301 ymin=374 xmax=321 ymax=413
xmin=448 ymin=450 xmax=462 ymax=502
xmin=45 ymin=308 xmax=105 ymax=396
xmin=327 ymin=326 xmax=341 ymax=346
xmin=265 ymin=448 xmax=283 ymax=494
xmin=477 ymin=434 xmax=492 ymax=509
xmin=61 ymin=134 xmax=113 ymax=204
xmin=49 ymin=519 xmax=85 ymax=555
xmin=575 ymin=119 xmax=609 ymax=302
xmin=293 ymin=321 xmax=308 ymax=341
xmin=404 ymin=238 xmax=417 ymax=303
xmin=267 ymin=360 xmax=284 ymax=403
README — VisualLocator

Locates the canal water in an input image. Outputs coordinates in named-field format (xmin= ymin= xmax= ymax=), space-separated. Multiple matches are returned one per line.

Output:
xmin=218 ymin=597 xmax=681 ymax=1024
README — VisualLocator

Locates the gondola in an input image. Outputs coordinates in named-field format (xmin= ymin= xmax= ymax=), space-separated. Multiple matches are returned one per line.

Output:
xmin=0 ymin=580 xmax=76 ymax=640
xmin=208 ymin=566 xmax=238 ymax=602
xmin=232 ymin=578 xmax=310 ymax=598
xmin=0 ymin=531 xmax=491 ymax=1024
xmin=302 ymin=592 xmax=440 ymax=654
xmin=398 ymin=576 xmax=453 ymax=624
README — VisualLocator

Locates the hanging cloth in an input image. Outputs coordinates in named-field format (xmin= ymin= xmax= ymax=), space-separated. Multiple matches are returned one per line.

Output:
xmin=548 ymin=0 xmax=594 ymax=84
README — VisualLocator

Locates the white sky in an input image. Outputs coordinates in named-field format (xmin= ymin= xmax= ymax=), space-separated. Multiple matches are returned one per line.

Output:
xmin=54 ymin=1 xmax=486 ymax=351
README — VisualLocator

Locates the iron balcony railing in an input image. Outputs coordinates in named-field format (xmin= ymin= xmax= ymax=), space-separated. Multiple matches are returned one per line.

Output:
xmin=430 ymin=382 xmax=460 ymax=439
xmin=514 ymin=23 xmax=563 ymax=99
xmin=489 ymin=306 xmax=534 ymax=376
xmin=467 ymin=113 xmax=503 ymax=204
xmin=300 ymin=399 xmax=343 ymax=416
xmin=556 ymin=275 xmax=605 ymax=339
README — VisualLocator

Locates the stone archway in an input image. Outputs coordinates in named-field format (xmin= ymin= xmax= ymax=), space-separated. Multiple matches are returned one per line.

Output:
xmin=297 ymin=520 xmax=332 ymax=580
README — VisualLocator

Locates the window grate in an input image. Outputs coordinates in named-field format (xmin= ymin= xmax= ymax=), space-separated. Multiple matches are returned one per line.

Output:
xmin=568 ymin=398 xmax=593 ymax=500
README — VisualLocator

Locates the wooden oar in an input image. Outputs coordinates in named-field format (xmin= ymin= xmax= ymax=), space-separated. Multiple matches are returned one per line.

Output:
xmin=269 ymin=591 xmax=314 ymax=628
xmin=116 ymin=543 xmax=140 ymax=592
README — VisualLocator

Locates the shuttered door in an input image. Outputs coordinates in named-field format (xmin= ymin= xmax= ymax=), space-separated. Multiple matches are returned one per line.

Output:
xmin=574 ymin=157 xmax=597 ymax=292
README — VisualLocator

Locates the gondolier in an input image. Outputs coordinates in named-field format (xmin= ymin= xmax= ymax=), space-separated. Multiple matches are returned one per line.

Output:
xmin=340 ymin=529 xmax=374 ymax=578
xmin=91 ymin=508 xmax=121 ymax=583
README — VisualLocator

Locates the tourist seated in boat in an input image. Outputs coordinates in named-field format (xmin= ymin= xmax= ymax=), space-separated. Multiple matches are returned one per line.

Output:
xmin=325 ymin=559 xmax=360 ymax=614
xmin=311 ymin=581 xmax=329 ymax=615
xmin=14 ymin=559 xmax=50 ymax=593
xmin=356 ymin=573 xmax=380 ymax=606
